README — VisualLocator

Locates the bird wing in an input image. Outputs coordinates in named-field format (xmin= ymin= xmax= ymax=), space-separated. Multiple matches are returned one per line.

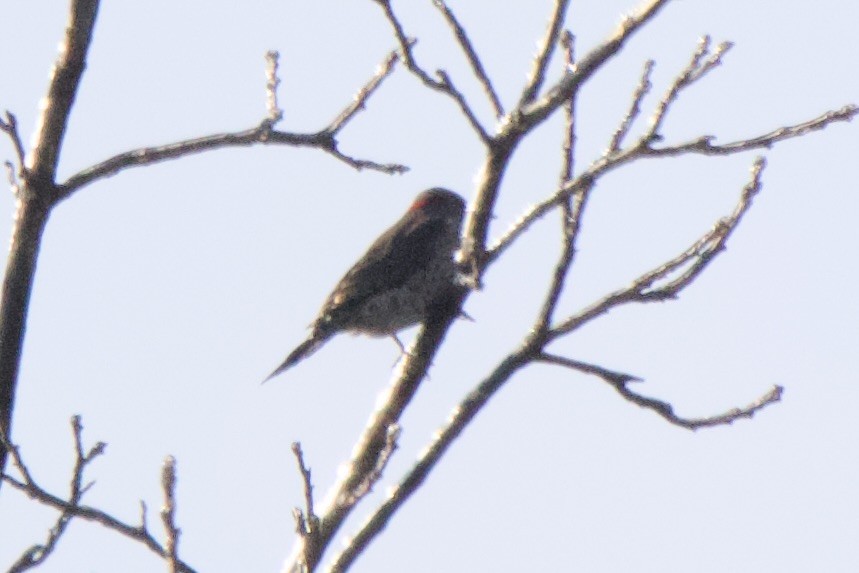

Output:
xmin=317 ymin=214 xmax=447 ymax=324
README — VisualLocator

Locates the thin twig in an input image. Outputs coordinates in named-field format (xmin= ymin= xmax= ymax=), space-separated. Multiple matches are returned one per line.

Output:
xmin=264 ymin=50 xmax=284 ymax=125
xmin=517 ymin=0 xmax=673 ymax=129
xmin=463 ymin=0 xmax=673 ymax=276
xmin=518 ymin=0 xmax=571 ymax=106
xmin=534 ymin=30 xmax=584 ymax=333
xmin=1 ymin=420 xmax=197 ymax=573
xmin=372 ymin=0 xmax=491 ymax=143
xmin=645 ymin=104 xmax=859 ymax=156
xmin=326 ymin=49 xmax=401 ymax=134
xmin=487 ymin=102 xmax=856 ymax=267
xmin=435 ymin=70 xmax=491 ymax=141
xmin=645 ymin=36 xmax=733 ymax=140
xmin=608 ymin=59 xmax=655 ymax=153
xmin=551 ymin=157 xmax=766 ymax=338
xmin=58 ymin=124 xmax=407 ymax=200
xmin=0 ymin=111 xmax=27 ymax=170
xmin=291 ymin=442 xmax=318 ymax=537
xmin=161 ymin=456 xmax=181 ymax=573
xmin=57 ymin=46 xmax=409 ymax=200
xmin=432 ymin=0 xmax=504 ymax=117
xmin=3 ymin=418 xmax=100 ymax=572
xmin=538 ymin=352 xmax=783 ymax=430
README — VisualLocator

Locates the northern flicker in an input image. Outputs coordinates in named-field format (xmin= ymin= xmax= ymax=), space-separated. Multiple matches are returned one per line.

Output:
xmin=264 ymin=188 xmax=466 ymax=380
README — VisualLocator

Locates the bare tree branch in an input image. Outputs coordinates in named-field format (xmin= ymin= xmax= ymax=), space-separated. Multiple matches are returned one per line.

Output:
xmin=487 ymin=102 xmax=856 ymax=268
xmin=326 ymin=347 xmax=531 ymax=573
xmin=1 ymin=419 xmax=197 ymax=573
xmin=644 ymin=104 xmax=858 ymax=156
xmin=607 ymin=59 xmax=654 ymax=153
xmin=3 ymin=417 xmax=102 ymax=572
xmin=517 ymin=0 xmax=674 ymax=129
xmin=534 ymin=30 xmax=585 ymax=333
xmin=328 ymin=89 xmax=813 ymax=573
xmin=463 ymin=0 xmax=674 ymax=275
xmin=0 ymin=0 xmax=99 ymax=484
xmin=551 ymin=157 xmax=766 ymax=338
xmin=0 ymin=416 xmax=194 ymax=573
xmin=325 ymin=49 xmax=401 ymax=135
xmin=0 ymin=0 xmax=411 ymax=485
xmin=518 ymin=0 xmax=571 ymax=107
xmin=538 ymin=352 xmax=783 ymax=429
xmin=160 ymin=457 xmax=181 ymax=573
xmin=264 ymin=50 xmax=285 ymax=126
xmin=432 ymin=0 xmax=504 ymax=117
xmin=26 ymin=0 xmax=99 ymax=188
xmin=285 ymin=296 xmax=460 ymax=572
xmin=290 ymin=442 xmax=323 ymax=571
xmin=0 ymin=112 xmax=27 ymax=172
xmin=58 ymin=47 xmax=408 ymax=200
xmin=644 ymin=36 xmax=732 ymax=142
xmin=371 ymin=0 xmax=491 ymax=143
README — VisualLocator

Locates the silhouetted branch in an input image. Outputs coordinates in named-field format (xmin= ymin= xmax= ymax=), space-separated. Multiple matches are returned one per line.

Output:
xmin=1 ymin=418 xmax=196 ymax=573
xmin=3 ymin=417 xmax=101 ymax=572
xmin=644 ymin=36 xmax=732 ymax=142
xmin=432 ymin=0 xmax=504 ymax=117
xmin=462 ymin=0 xmax=674 ymax=276
xmin=550 ymin=157 xmax=763 ymax=336
xmin=608 ymin=59 xmax=654 ymax=153
xmin=0 ymin=112 xmax=26 ymax=171
xmin=488 ymin=89 xmax=856 ymax=268
xmin=538 ymin=353 xmax=783 ymax=429
xmin=58 ymin=48 xmax=407 ymax=200
xmin=285 ymin=301 xmax=458 ymax=572
xmin=518 ymin=0 xmax=571 ymax=107
xmin=326 ymin=49 xmax=401 ymax=135
xmin=160 ymin=457 xmax=181 ymax=573
xmin=327 ymin=346 xmax=530 ymax=573
xmin=264 ymin=50 xmax=285 ymax=125
xmin=372 ymin=0 xmax=491 ymax=143
xmin=0 ymin=0 xmax=99 ymax=484
xmin=290 ymin=442 xmax=323 ymax=570
xmin=535 ymin=31 xmax=583 ymax=333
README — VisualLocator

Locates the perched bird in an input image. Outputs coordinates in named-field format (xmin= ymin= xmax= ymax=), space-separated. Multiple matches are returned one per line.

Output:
xmin=264 ymin=188 xmax=466 ymax=381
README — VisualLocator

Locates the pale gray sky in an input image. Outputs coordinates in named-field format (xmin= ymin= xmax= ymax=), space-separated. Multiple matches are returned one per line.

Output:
xmin=1 ymin=1 xmax=858 ymax=572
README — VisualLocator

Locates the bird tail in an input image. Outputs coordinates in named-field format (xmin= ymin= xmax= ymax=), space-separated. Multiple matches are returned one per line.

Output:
xmin=262 ymin=332 xmax=329 ymax=383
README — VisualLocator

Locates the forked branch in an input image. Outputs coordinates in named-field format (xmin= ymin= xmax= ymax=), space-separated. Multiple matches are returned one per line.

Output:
xmin=1 ymin=418 xmax=196 ymax=573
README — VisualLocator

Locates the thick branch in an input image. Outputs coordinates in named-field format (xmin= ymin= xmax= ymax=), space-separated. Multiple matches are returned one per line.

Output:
xmin=463 ymin=0 xmax=673 ymax=272
xmin=285 ymin=293 xmax=463 ymax=572
xmin=518 ymin=0 xmax=673 ymax=132
xmin=327 ymin=346 xmax=532 ymax=572
xmin=27 ymin=0 xmax=99 ymax=188
xmin=0 ymin=0 xmax=100 ymax=483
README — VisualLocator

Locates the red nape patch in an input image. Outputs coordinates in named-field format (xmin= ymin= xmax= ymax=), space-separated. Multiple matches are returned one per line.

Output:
xmin=409 ymin=194 xmax=438 ymax=211
xmin=408 ymin=189 xmax=461 ymax=212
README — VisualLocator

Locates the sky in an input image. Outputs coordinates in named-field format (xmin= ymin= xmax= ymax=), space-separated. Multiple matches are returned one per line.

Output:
xmin=1 ymin=1 xmax=858 ymax=572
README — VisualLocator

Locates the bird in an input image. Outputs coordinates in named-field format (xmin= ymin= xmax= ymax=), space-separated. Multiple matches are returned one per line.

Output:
xmin=264 ymin=188 xmax=467 ymax=381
